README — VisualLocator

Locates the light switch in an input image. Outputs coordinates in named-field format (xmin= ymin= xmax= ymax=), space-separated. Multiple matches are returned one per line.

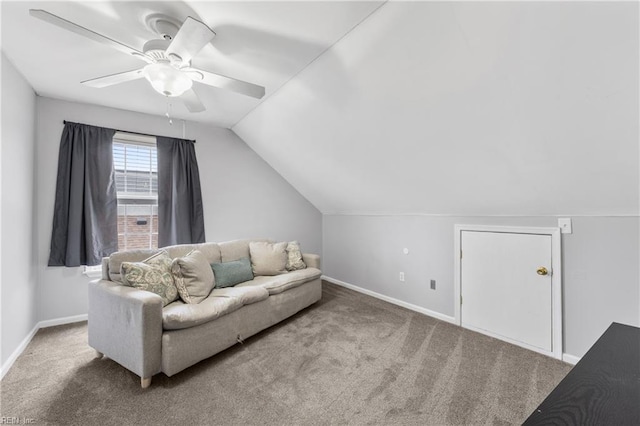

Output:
xmin=558 ymin=218 xmax=572 ymax=234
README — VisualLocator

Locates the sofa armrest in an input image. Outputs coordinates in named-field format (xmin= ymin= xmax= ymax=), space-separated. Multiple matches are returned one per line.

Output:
xmin=88 ymin=279 xmax=163 ymax=379
xmin=302 ymin=253 xmax=321 ymax=270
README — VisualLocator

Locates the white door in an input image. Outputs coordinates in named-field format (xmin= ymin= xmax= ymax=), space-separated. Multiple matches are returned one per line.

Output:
xmin=461 ymin=231 xmax=553 ymax=353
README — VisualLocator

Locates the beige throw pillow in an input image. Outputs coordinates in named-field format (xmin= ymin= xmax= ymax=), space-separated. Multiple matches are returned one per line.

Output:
xmin=286 ymin=241 xmax=307 ymax=271
xmin=121 ymin=250 xmax=178 ymax=307
xmin=171 ymin=250 xmax=215 ymax=304
xmin=249 ymin=241 xmax=288 ymax=276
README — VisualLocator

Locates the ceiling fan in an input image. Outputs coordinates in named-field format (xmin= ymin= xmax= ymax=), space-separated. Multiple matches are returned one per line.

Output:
xmin=29 ymin=9 xmax=265 ymax=113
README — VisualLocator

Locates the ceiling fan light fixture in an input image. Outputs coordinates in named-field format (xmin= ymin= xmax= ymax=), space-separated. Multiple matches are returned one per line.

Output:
xmin=143 ymin=62 xmax=192 ymax=97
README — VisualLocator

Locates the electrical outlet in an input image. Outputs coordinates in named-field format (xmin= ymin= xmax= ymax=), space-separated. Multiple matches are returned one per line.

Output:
xmin=399 ymin=272 xmax=405 ymax=282
xmin=430 ymin=279 xmax=436 ymax=290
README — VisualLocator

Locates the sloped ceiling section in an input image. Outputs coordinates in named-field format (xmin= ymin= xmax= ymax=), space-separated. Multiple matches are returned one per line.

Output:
xmin=234 ymin=2 xmax=639 ymax=216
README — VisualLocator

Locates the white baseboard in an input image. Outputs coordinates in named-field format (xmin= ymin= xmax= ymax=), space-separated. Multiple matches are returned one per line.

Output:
xmin=38 ymin=314 xmax=87 ymax=329
xmin=1 ymin=314 xmax=88 ymax=381
xmin=0 ymin=324 xmax=39 ymax=381
xmin=322 ymin=275 xmax=457 ymax=325
xmin=562 ymin=353 xmax=581 ymax=365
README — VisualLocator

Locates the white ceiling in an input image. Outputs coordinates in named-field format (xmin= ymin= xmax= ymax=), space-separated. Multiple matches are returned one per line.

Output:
xmin=1 ymin=1 xmax=383 ymax=128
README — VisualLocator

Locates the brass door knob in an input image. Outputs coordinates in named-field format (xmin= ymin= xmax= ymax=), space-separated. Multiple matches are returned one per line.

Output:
xmin=536 ymin=267 xmax=549 ymax=276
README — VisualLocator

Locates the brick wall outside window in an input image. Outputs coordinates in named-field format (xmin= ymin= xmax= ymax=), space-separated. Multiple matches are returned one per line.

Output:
xmin=117 ymin=214 xmax=158 ymax=250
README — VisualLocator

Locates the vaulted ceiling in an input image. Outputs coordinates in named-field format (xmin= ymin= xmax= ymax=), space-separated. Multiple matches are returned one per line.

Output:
xmin=2 ymin=1 xmax=638 ymax=216
xmin=234 ymin=1 xmax=639 ymax=215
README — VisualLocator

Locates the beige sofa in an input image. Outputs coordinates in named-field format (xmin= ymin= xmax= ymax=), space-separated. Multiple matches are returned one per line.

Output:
xmin=88 ymin=239 xmax=322 ymax=388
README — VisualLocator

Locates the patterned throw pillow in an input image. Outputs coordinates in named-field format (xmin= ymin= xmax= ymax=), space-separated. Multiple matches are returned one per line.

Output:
xmin=286 ymin=241 xmax=307 ymax=271
xmin=120 ymin=250 xmax=179 ymax=307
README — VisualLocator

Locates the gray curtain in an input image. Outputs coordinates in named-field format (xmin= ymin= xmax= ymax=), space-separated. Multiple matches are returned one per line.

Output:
xmin=157 ymin=136 xmax=205 ymax=247
xmin=48 ymin=122 xmax=117 ymax=266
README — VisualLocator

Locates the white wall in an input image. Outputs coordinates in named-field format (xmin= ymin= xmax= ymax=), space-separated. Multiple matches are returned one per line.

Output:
xmin=1 ymin=53 xmax=38 ymax=367
xmin=35 ymin=97 xmax=321 ymax=322
xmin=323 ymin=215 xmax=639 ymax=358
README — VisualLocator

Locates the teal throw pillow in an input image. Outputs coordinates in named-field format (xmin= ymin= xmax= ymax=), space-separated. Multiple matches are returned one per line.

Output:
xmin=211 ymin=257 xmax=254 ymax=288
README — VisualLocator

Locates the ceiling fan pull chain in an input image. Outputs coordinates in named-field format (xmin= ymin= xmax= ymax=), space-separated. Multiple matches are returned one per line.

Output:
xmin=165 ymin=99 xmax=173 ymax=125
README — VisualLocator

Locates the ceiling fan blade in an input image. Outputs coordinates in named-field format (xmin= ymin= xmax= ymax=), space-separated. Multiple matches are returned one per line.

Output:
xmin=166 ymin=17 xmax=215 ymax=66
xmin=189 ymin=68 xmax=265 ymax=99
xmin=29 ymin=9 xmax=151 ymax=63
xmin=81 ymin=69 xmax=145 ymax=88
xmin=180 ymin=89 xmax=206 ymax=113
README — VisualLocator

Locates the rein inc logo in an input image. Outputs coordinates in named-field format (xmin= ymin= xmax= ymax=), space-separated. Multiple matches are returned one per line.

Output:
xmin=0 ymin=418 xmax=36 ymax=424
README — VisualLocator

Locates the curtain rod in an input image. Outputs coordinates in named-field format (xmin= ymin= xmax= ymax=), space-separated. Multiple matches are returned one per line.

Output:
xmin=62 ymin=120 xmax=196 ymax=143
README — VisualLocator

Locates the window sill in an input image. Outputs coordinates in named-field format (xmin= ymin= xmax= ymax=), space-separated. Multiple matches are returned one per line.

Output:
xmin=83 ymin=266 xmax=103 ymax=279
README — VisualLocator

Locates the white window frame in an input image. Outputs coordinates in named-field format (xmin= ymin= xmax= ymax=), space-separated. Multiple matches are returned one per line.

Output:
xmin=83 ymin=264 xmax=103 ymax=278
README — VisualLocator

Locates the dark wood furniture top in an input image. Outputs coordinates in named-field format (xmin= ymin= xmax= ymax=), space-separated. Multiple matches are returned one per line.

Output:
xmin=524 ymin=322 xmax=640 ymax=425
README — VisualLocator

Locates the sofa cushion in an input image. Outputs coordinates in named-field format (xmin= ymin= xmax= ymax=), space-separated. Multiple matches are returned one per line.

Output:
xmin=286 ymin=241 xmax=307 ymax=271
xmin=211 ymin=286 xmax=269 ymax=305
xmin=211 ymin=257 xmax=254 ymax=288
xmin=171 ymin=250 xmax=215 ymax=304
xmin=120 ymin=250 xmax=179 ymax=306
xmin=162 ymin=286 xmax=269 ymax=330
xmin=165 ymin=242 xmax=221 ymax=264
xmin=219 ymin=238 xmax=270 ymax=262
xmin=249 ymin=241 xmax=288 ymax=276
xmin=163 ymin=296 xmax=243 ymax=330
xmin=237 ymin=267 xmax=322 ymax=295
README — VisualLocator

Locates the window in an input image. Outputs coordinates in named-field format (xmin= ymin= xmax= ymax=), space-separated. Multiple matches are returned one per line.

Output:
xmin=84 ymin=132 xmax=158 ymax=277
xmin=112 ymin=132 xmax=158 ymax=251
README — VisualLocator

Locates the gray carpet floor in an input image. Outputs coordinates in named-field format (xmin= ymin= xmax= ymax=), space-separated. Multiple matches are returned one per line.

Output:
xmin=1 ymin=282 xmax=571 ymax=425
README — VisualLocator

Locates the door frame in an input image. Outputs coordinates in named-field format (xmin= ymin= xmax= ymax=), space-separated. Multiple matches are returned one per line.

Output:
xmin=453 ymin=224 xmax=563 ymax=359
